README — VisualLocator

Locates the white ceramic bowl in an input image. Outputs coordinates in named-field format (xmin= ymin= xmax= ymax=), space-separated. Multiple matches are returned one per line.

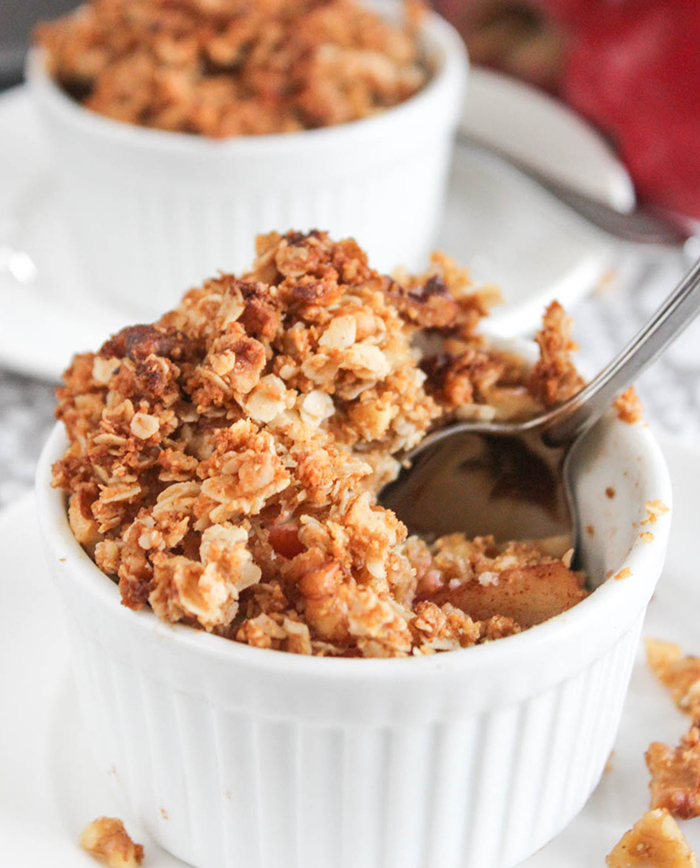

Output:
xmin=36 ymin=381 xmax=672 ymax=868
xmin=26 ymin=5 xmax=468 ymax=317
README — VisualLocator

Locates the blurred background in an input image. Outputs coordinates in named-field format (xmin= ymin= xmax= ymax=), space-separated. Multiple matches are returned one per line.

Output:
xmin=0 ymin=0 xmax=75 ymax=87
xmin=0 ymin=0 xmax=565 ymax=87
xmin=3 ymin=0 xmax=699 ymax=221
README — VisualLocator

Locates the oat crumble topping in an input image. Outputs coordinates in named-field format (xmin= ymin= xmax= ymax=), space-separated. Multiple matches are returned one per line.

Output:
xmin=80 ymin=817 xmax=144 ymax=867
xmin=52 ymin=230 xmax=589 ymax=658
xmin=36 ymin=0 xmax=429 ymax=136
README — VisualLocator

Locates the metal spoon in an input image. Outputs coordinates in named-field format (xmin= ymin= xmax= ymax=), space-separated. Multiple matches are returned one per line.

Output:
xmin=380 ymin=257 xmax=700 ymax=567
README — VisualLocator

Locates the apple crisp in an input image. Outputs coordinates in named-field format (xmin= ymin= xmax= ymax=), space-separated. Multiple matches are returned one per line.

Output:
xmin=35 ymin=0 xmax=429 ymax=136
xmin=80 ymin=817 xmax=144 ymax=867
xmin=52 ymin=229 xmax=589 ymax=658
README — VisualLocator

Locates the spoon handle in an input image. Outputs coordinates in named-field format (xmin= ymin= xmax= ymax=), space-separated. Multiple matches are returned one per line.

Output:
xmin=545 ymin=256 xmax=700 ymax=445
xmin=457 ymin=132 xmax=690 ymax=246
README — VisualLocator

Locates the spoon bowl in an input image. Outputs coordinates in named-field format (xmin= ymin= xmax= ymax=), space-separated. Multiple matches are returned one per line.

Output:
xmin=380 ymin=256 xmax=700 ymax=566
xmin=380 ymin=424 xmax=572 ymax=546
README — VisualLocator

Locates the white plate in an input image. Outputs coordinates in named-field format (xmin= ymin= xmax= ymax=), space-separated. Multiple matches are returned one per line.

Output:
xmin=0 ymin=431 xmax=698 ymax=867
xmin=0 ymin=72 xmax=617 ymax=382
xmin=461 ymin=67 xmax=636 ymax=213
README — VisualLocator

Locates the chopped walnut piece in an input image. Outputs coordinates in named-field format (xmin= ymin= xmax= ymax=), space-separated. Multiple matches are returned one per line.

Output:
xmin=615 ymin=386 xmax=644 ymax=423
xmin=80 ymin=817 xmax=144 ymax=868
xmin=647 ymin=726 xmax=700 ymax=819
xmin=645 ymin=638 xmax=700 ymax=717
xmin=606 ymin=809 xmax=698 ymax=868
xmin=53 ymin=230 xmax=592 ymax=657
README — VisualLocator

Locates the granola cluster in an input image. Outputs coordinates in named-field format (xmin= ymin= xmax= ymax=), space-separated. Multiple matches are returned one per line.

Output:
xmin=52 ymin=230 xmax=587 ymax=658
xmin=35 ymin=0 xmax=428 ymax=136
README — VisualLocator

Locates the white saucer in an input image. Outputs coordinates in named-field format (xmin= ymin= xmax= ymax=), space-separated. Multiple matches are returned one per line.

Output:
xmin=0 ymin=73 xmax=617 ymax=383
xmin=0 ymin=431 xmax=698 ymax=867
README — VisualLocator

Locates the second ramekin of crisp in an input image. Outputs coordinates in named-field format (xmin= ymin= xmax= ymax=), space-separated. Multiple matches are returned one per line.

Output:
xmin=27 ymin=0 xmax=467 ymax=315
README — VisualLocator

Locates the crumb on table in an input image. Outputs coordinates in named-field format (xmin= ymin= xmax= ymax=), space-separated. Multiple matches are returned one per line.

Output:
xmin=647 ymin=725 xmax=700 ymax=820
xmin=606 ymin=809 xmax=698 ymax=868
xmin=80 ymin=817 xmax=144 ymax=867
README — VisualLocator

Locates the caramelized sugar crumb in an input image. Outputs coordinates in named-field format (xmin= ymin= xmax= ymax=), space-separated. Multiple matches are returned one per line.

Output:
xmin=36 ymin=0 xmax=429 ymax=136
xmin=80 ymin=817 xmax=144 ymax=867
xmin=615 ymin=386 xmax=644 ymax=424
xmin=53 ymin=230 xmax=591 ymax=658
xmin=606 ymin=809 xmax=697 ymax=868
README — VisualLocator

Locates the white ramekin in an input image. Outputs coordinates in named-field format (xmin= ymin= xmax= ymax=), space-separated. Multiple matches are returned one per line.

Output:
xmin=26 ymin=5 xmax=468 ymax=316
xmin=36 ymin=393 xmax=672 ymax=868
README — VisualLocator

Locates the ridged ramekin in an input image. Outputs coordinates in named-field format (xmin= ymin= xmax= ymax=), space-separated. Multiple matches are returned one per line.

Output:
xmin=26 ymin=5 xmax=468 ymax=316
xmin=36 ymin=397 xmax=671 ymax=868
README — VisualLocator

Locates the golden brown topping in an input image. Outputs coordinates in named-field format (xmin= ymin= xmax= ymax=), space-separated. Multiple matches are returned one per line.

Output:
xmin=53 ymin=230 xmax=589 ymax=657
xmin=79 ymin=817 xmax=144 ymax=867
xmin=36 ymin=0 xmax=428 ymax=137
xmin=606 ymin=809 xmax=698 ymax=868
